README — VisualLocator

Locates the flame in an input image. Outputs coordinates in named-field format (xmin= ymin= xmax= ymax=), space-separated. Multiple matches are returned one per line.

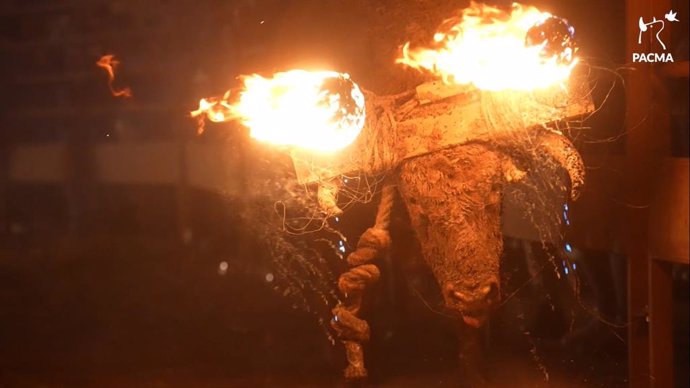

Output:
xmin=397 ymin=2 xmax=578 ymax=91
xmin=190 ymin=91 xmax=234 ymax=132
xmin=96 ymin=54 xmax=132 ymax=98
xmin=191 ymin=70 xmax=366 ymax=152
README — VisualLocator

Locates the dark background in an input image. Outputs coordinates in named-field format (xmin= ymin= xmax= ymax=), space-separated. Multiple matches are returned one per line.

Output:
xmin=0 ymin=0 xmax=687 ymax=386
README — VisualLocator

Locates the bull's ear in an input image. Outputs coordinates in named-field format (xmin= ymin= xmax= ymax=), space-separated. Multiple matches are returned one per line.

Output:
xmin=502 ymin=158 xmax=526 ymax=183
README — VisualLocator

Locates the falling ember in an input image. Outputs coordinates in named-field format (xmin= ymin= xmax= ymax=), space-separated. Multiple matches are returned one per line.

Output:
xmin=191 ymin=70 xmax=366 ymax=152
xmin=96 ymin=54 xmax=132 ymax=98
xmin=397 ymin=2 xmax=579 ymax=91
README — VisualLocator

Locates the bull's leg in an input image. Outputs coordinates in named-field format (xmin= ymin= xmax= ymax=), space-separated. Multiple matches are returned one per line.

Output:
xmin=330 ymin=183 xmax=395 ymax=380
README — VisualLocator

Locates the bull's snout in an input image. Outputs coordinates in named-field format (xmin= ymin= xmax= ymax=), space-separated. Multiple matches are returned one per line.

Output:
xmin=444 ymin=281 xmax=499 ymax=328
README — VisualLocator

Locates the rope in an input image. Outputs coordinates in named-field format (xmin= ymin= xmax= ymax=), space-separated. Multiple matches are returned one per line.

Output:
xmin=331 ymin=180 xmax=396 ymax=380
xmin=360 ymin=93 xmax=400 ymax=175
xmin=374 ymin=182 xmax=395 ymax=230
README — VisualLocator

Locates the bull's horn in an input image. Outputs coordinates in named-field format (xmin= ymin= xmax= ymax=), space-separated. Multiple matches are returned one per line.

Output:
xmin=317 ymin=179 xmax=343 ymax=216
xmin=536 ymin=131 xmax=585 ymax=200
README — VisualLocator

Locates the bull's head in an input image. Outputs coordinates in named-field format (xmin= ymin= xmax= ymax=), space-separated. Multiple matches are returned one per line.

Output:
xmin=397 ymin=131 xmax=584 ymax=328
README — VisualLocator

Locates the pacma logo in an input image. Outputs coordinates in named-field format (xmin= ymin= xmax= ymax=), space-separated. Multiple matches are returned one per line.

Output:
xmin=633 ymin=10 xmax=679 ymax=63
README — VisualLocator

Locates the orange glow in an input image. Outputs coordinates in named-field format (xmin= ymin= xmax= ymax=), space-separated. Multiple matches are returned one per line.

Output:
xmin=96 ymin=54 xmax=132 ymax=98
xmin=191 ymin=70 xmax=366 ymax=152
xmin=397 ymin=2 xmax=578 ymax=91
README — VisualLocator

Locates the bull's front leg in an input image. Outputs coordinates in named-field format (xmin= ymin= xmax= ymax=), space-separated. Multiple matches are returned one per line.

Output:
xmin=330 ymin=183 xmax=395 ymax=380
